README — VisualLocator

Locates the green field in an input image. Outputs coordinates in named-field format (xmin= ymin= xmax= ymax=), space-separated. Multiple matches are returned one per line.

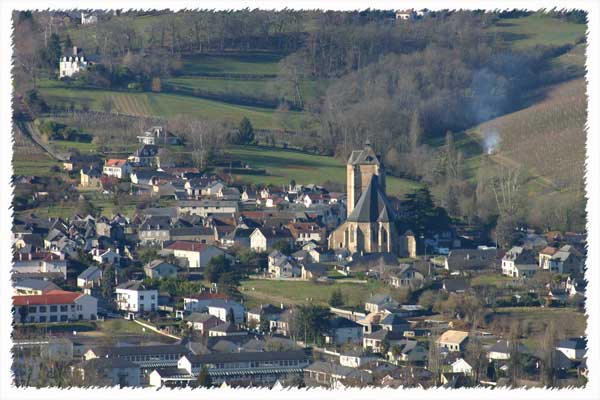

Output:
xmin=180 ymin=52 xmax=283 ymax=76
xmin=492 ymin=13 xmax=586 ymax=49
xmin=240 ymin=278 xmax=391 ymax=309
xmin=38 ymin=82 xmax=309 ymax=131
xmin=12 ymin=156 xmax=62 ymax=177
xmin=226 ymin=145 xmax=422 ymax=197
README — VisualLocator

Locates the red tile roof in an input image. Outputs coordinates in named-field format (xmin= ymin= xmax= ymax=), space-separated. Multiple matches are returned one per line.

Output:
xmin=12 ymin=290 xmax=83 ymax=306
xmin=105 ymin=159 xmax=127 ymax=167
xmin=165 ymin=241 xmax=209 ymax=252
xmin=540 ymin=246 xmax=558 ymax=256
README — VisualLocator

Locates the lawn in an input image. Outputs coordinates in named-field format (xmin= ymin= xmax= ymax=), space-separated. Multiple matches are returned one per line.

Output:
xmin=471 ymin=273 xmax=520 ymax=288
xmin=93 ymin=319 xmax=148 ymax=335
xmin=180 ymin=52 xmax=284 ymax=76
xmin=12 ymin=156 xmax=62 ymax=177
xmin=491 ymin=13 xmax=587 ymax=49
xmin=240 ymin=278 xmax=391 ymax=309
xmin=226 ymin=145 xmax=422 ymax=197
xmin=50 ymin=139 xmax=98 ymax=154
xmin=38 ymin=83 xmax=309 ymax=131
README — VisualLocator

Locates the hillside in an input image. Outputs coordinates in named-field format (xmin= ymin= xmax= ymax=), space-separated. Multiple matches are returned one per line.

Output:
xmin=472 ymin=78 xmax=586 ymax=192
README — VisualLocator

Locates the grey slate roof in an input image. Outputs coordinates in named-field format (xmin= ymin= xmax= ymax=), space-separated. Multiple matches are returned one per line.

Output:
xmin=186 ymin=350 xmax=308 ymax=365
xmin=346 ymin=175 xmax=395 ymax=223
xmin=78 ymin=266 xmax=101 ymax=280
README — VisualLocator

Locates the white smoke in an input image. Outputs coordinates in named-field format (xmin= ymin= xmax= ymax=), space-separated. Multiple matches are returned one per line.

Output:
xmin=482 ymin=130 xmax=500 ymax=155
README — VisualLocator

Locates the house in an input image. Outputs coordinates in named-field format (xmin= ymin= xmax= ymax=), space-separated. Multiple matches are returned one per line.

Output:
xmin=286 ymin=222 xmax=326 ymax=245
xmin=250 ymin=227 xmax=293 ymax=252
xmin=268 ymin=250 xmax=299 ymax=279
xmin=206 ymin=299 xmax=245 ymax=325
xmin=115 ymin=281 xmax=158 ymax=314
xmin=445 ymin=248 xmax=497 ymax=271
xmin=59 ymin=46 xmax=89 ymax=77
xmin=208 ymin=322 xmax=247 ymax=337
xmin=378 ymin=313 xmax=410 ymax=332
xmin=85 ymin=344 xmax=191 ymax=374
xmin=164 ymin=241 xmax=227 ymax=269
xmin=386 ymin=340 xmax=427 ymax=363
xmin=128 ymin=144 xmax=159 ymax=167
xmin=73 ymin=358 xmax=140 ymax=387
xmin=301 ymin=263 xmax=328 ymax=281
xmin=451 ymin=358 xmax=473 ymax=376
xmin=487 ymin=340 xmax=530 ymax=360
xmin=363 ymin=329 xmax=405 ymax=353
xmin=80 ymin=165 xmax=102 ymax=188
xmin=547 ymin=245 xmax=584 ymax=275
xmin=304 ymin=361 xmax=373 ymax=388
xmin=324 ymin=317 xmax=363 ymax=345
xmin=185 ymin=313 xmax=222 ymax=334
xmin=80 ymin=11 xmax=98 ymax=24
xmin=442 ymin=278 xmax=470 ymax=294
xmin=365 ymin=294 xmax=399 ymax=314
xmin=396 ymin=9 xmax=417 ymax=20
xmin=12 ymin=290 xmax=98 ymax=323
xmin=339 ymin=350 xmax=379 ymax=368
xmin=137 ymin=126 xmax=180 ymax=146
xmin=436 ymin=330 xmax=469 ymax=352
xmin=144 ymin=260 xmax=178 ymax=279
xmin=246 ymin=304 xmax=285 ymax=328
xmin=63 ymin=154 xmax=102 ymax=172
xmin=556 ymin=337 xmax=586 ymax=361
xmin=103 ymin=159 xmax=131 ymax=179
xmin=12 ymin=278 xmax=60 ymax=295
xmin=270 ymin=308 xmax=295 ymax=336
xmin=388 ymin=265 xmax=424 ymax=289
xmin=182 ymin=292 xmax=228 ymax=313
xmin=77 ymin=266 xmax=102 ymax=288
xmin=138 ymin=216 xmax=171 ymax=244
xmin=90 ymin=248 xmax=120 ymax=265
xmin=502 ymin=246 xmax=538 ymax=278
xmin=538 ymin=246 xmax=557 ymax=270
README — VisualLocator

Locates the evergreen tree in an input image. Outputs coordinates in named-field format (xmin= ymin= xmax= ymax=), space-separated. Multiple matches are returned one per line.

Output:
xmin=237 ymin=117 xmax=255 ymax=144
xmin=101 ymin=264 xmax=116 ymax=307
xmin=196 ymin=365 xmax=212 ymax=388
xmin=408 ymin=110 xmax=422 ymax=150
xmin=329 ymin=288 xmax=344 ymax=307
xmin=64 ymin=34 xmax=73 ymax=50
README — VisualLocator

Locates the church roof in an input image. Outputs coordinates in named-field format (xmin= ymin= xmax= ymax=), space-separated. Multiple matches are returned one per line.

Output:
xmin=347 ymin=143 xmax=382 ymax=166
xmin=347 ymin=175 xmax=395 ymax=223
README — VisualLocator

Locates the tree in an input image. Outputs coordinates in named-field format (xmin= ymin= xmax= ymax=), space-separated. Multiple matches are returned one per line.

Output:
xmin=271 ymin=239 xmax=292 ymax=256
xmin=259 ymin=316 xmax=271 ymax=334
xmin=205 ymin=255 xmax=232 ymax=283
xmin=101 ymin=264 xmax=116 ymax=308
xmin=381 ymin=338 xmax=391 ymax=356
xmin=540 ymin=321 xmax=558 ymax=387
xmin=465 ymin=327 xmax=486 ymax=383
xmin=195 ymin=365 xmax=212 ymax=388
xmin=408 ymin=110 xmax=422 ymax=151
xmin=64 ymin=34 xmax=73 ymax=50
xmin=236 ymin=117 xmax=255 ymax=145
xmin=508 ymin=320 xmax=521 ymax=387
xmin=329 ymin=288 xmax=344 ymax=308
xmin=226 ymin=307 xmax=235 ymax=323
xmin=291 ymin=305 xmax=330 ymax=345
xmin=428 ymin=329 xmax=442 ymax=386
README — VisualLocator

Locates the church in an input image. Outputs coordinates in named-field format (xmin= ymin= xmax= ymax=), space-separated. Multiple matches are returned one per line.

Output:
xmin=328 ymin=142 xmax=416 ymax=257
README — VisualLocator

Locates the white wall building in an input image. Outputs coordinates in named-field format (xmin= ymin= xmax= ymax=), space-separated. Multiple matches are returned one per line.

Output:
xmin=13 ymin=290 xmax=97 ymax=323
xmin=116 ymin=281 xmax=157 ymax=314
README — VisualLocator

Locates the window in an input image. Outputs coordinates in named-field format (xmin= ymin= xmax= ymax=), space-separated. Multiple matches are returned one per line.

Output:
xmin=50 ymin=306 xmax=57 ymax=312
xmin=39 ymin=316 xmax=46 ymax=323
xmin=28 ymin=306 xmax=37 ymax=313
xmin=50 ymin=315 xmax=57 ymax=322
xmin=60 ymin=315 xmax=68 ymax=322
xmin=140 ymin=295 xmax=144 ymax=300
xmin=39 ymin=306 xmax=47 ymax=313
xmin=60 ymin=305 xmax=68 ymax=312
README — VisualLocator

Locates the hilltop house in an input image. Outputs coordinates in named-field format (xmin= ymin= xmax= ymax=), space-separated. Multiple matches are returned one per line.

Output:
xmin=115 ymin=281 xmax=157 ymax=314
xmin=13 ymin=290 xmax=98 ymax=323
xmin=59 ymin=46 xmax=90 ymax=78
xmin=444 ymin=248 xmax=497 ymax=271
xmin=80 ymin=165 xmax=102 ymax=188
xmin=128 ymin=144 xmax=159 ymax=167
xmin=137 ymin=126 xmax=180 ymax=145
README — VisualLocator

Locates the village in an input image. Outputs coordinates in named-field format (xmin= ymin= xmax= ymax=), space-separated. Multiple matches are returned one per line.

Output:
xmin=9 ymin=7 xmax=590 ymax=392
xmin=12 ymin=135 xmax=587 ymax=389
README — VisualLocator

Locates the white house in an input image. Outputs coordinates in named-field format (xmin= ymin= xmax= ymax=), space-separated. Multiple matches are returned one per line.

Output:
xmin=206 ymin=299 xmax=245 ymax=325
xmin=103 ymin=159 xmax=131 ymax=179
xmin=502 ymin=246 xmax=538 ymax=278
xmin=90 ymin=248 xmax=120 ymax=265
xmin=339 ymin=350 xmax=379 ymax=368
xmin=324 ymin=317 xmax=363 ymax=345
xmin=13 ymin=290 xmax=98 ymax=323
xmin=436 ymin=330 xmax=469 ymax=352
xmin=116 ymin=281 xmax=157 ymax=314
xmin=59 ymin=48 xmax=89 ymax=78
xmin=556 ymin=337 xmax=586 ymax=361
xmin=77 ymin=266 xmax=102 ymax=288
xmin=81 ymin=12 xmax=98 ymax=25
xmin=12 ymin=251 xmax=68 ymax=278
xmin=451 ymin=358 xmax=473 ymax=376
xmin=250 ymin=227 xmax=293 ymax=252
xmin=144 ymin=260 xmax=178 ymax=279
xmin=164 ymin=241 xmax=227 ymax=269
